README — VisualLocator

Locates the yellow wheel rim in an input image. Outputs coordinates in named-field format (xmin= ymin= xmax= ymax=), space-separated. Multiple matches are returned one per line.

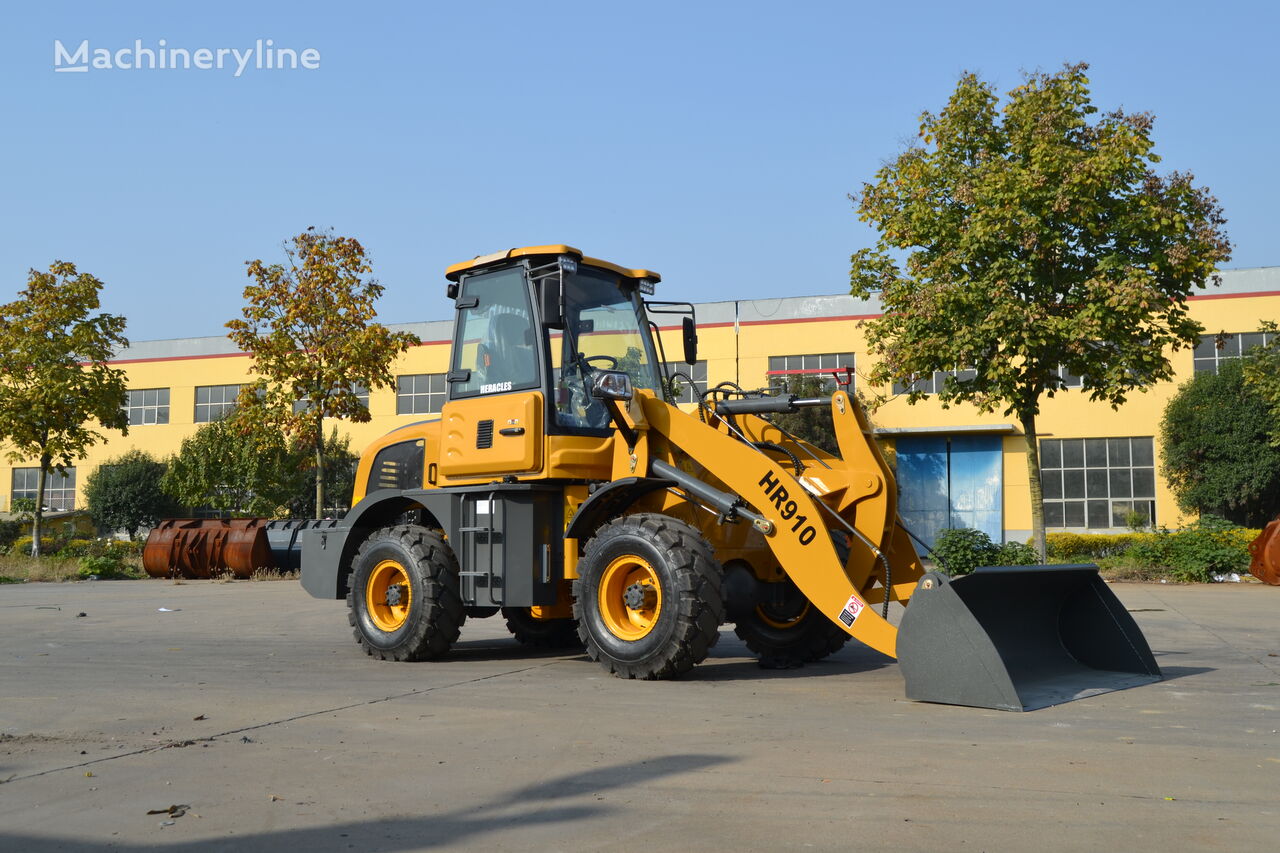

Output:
xmin=366 ymin=559 xmax=412 ymax=632
xmin=755 ymin=601 xmax=811 ymax=630
xmin=597 ymin=555 xmax=662 ymax=641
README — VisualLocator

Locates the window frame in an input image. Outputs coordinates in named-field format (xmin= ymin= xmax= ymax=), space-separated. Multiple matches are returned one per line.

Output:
xmin=194 ymin=384 xmax=242 ymax=423
xmin=10 ymin=466 xmax=77 ymax=512
xmin=396 ymin=373 xmax=447 ymax=415
xmin=125 ymin=388 xmax=170 ymax=426
xmin=1039 ymin=436 xmax=1156 ymax=531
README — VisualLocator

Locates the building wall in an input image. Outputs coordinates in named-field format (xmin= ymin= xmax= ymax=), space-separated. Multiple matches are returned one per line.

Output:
xmin=3 ymin=269 xmax=1277 ymax=542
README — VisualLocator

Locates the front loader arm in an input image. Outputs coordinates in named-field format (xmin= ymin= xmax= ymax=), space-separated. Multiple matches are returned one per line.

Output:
xmin=638 ymin=390 xmax=925 ymax=659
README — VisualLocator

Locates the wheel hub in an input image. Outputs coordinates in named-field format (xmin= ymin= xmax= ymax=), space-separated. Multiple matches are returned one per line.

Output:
xmin=366 ymin=559 xmax=412 ymax=633
xmin=385 ymin=583 xmax=409 ymax=607
xmin=597 ymin=555 xmax=663 ymax=641
xmin=623 ymin=582 xmax=657 ymax=611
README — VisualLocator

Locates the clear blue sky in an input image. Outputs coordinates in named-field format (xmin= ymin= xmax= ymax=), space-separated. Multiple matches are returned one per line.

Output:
xmin=2 ymin=1 xmax=1275 ymax=342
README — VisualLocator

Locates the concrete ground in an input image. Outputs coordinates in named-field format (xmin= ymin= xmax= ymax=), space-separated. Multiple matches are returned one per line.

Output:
xmin=0 ymin=578 xmax=1276 ymax=852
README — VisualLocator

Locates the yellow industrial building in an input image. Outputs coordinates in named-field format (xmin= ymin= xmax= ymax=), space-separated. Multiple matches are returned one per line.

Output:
xmin=3 ymin=266 xmax=1277 ymax=547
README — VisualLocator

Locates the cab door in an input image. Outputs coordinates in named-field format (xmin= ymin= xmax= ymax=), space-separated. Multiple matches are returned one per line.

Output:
xmin=439 ymin=265 xmax=546 ymax=481
xmin=438 ymin=391 xmax=543 ymax=480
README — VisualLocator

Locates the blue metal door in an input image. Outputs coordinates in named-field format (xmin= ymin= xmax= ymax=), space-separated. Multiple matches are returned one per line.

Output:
xmin=896 ymin=436 xmax=950 ymax=550
xmin=896 ymin=435 xmax=1003 ymax=549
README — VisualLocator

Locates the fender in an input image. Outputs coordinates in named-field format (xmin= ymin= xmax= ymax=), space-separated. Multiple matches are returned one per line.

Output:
xmin=300 ymin=488 xmax=456 ymax=600
xmin=564 ymin=477 xmax=676 ymax=541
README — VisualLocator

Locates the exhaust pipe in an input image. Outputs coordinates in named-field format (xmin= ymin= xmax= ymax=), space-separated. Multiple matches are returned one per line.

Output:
xmin=897 ymin=565 xmax=1162 ymax=711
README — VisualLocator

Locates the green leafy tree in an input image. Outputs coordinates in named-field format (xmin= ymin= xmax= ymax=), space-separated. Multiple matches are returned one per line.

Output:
xmin=162 ymin=416 xmax=305 ymax=517
xmin=849 ymin=63 xmax=1231 ymax=557
xmin=0 ymin=262 xmax=129 ymax=556
xmin=768 ymin=375 xmax=840 ymax=454
xmin=1242 ymin=321 xmax=1280 ymax=445
xmin=1161 ymin=359 xmax=1280 ymax=527
xmin=83 ymin=450 xmax=180 ymax=539
xmin=286 ymin=428 xmax=359 ymax=518
xmin=226 ymin=229 xmax=418 ymax=516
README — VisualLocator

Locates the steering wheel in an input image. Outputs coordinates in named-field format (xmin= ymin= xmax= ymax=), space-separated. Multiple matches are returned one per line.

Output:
xmin=583 ymin=355 xmax=619 ymax=369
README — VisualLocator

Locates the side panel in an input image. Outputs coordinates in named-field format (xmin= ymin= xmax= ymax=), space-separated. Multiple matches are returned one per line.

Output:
xmin=452 ymin=486 xmax=564 ymax=608
xmin=438 ymin=392 xmax=543 ymax=479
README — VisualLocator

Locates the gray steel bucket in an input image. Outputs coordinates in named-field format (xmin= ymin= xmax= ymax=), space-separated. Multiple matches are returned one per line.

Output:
xmin=897 ymin=564 xmax=1162 ymax=711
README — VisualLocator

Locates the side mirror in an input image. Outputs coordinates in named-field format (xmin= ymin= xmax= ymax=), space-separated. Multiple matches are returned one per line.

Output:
xmin=540 ymin=278 xmax=564 ymax=330
xmin=591 ymin=370 xmax=634 ymax=402
xmin=682 ymin=316 xmax=698 ymax=365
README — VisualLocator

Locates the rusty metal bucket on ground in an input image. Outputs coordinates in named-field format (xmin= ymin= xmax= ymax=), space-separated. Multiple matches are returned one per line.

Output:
xmin=897 ymin=564 xmax=1162 ymax=711
xmin=142 ymin=519 xmax=274 ymax=579
xmin=1248 ymin=518 xmax=1280 ymax=585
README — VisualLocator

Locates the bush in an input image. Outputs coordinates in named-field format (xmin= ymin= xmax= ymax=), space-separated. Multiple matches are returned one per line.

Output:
xmin=8 ymin=535 xmax=62 ymax=557
xmin=931 ymin=527 xmax=999 ymax=576
xmin=77 ymin=553 xmax=134 ymax=580
xmin=0 ymin=518 xmax=23 ymax=552
xmin=995 ymin=540 xmax=1039 ymax=566
xmin=1120 ymin=516 xmax=1254 ymax=582
xmin=1044 ymin=532 xmax=1147 ymax=562
xmin=56 ymin=539 xmax=96 ymax=558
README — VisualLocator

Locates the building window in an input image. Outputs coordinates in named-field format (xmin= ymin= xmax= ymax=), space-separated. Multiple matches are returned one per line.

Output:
xmin=768 ymin=352 xmax=855 ymax=378
xmin=1040 ymin=437 xmax=1156 ymax=530
xmin=893 ymin=368 xmax=976 ymax=396
xmin=664 ymin=361 xmax=707 ymax=405
xmin=293 ymin=384 xmax=369 ymax=414
xmin=1193 ymin=331 xmax=1276 ymax=374
xmin=125 ymin=388 xmax=169 ymax=425
xmin=194 ymin=384 xmax=241 ymax=423
xmin=1049 ymin=365 xmax=1083 ymax=388
xmin=396 ymin=374 xmax=446 ymax=415
xmin=11 ymin=467 xmax=76 ymax=511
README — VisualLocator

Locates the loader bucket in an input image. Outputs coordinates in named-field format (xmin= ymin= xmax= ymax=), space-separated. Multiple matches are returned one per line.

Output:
xmin=142 ymin=518 xmax=274 ymax=579
xmin=1248 ymin=517 xmax=1280 ymax=585
xmin=897 ymin=565 xmax=1161 ymax=711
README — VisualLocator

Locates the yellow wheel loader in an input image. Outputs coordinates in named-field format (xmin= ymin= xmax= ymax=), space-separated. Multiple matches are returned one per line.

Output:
xmin=300 ymin=246 xmax=1162 ymax=711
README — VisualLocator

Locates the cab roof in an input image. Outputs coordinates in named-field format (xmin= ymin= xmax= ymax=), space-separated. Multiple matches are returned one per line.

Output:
xmin=444 ymin=245 xmax=661 ymax=283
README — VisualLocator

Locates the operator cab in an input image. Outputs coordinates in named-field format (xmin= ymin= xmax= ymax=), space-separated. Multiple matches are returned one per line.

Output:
xmin=444 ymin=245 xmax=667 ymax=434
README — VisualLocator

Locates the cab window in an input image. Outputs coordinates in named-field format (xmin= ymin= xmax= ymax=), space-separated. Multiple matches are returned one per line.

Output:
xmin=450 ymin=268 xmax=540 ymax=398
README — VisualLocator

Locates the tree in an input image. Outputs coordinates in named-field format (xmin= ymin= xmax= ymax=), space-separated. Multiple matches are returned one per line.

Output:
xmin=0 ymin=262 xmax=129 ymax=556
xmin=849 ymin=63 xmax=1231 ymax=557
xmin=161 ymin=416 xmax=305 ymax=517
xmin=286 ymin=428 xmax=359 ymax=518
xmin=83 ymin=450 xmax=179 ymax=539
xmin=226 ymin=229 xmax=418 ymax=516
xmin=1242 ymin=321 xmax=1280 ymax=446
xmin=1160 ymin=359 xmax=1280 ymax=527
xmin=768 ymin=375 xmax=839 ymax=454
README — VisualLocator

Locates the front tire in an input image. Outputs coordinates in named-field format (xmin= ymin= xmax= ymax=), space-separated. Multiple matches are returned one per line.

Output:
xmin=347 ymin=525 xmax=465 ymax=661
xmin=573 ymin=514 xmax=723 ymax=680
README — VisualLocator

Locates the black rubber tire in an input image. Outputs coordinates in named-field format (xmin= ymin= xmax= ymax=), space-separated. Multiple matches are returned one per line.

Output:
xmin=501 ymin=608 xmax=584 ymax=650
xmin=573 ymin=513 xmax=723 ymax=680
xmin=347 ymin=525 xmax=465 ymax=661
xmin=733 ymin=579 xmax=851 ymax=667
xmin=734 ymin=534 xmax=851 ymax=667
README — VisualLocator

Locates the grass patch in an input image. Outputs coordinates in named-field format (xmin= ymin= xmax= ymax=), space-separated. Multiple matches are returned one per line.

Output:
xmin=0 ymin=553 xmax=144 ymax=583
xmin=250 ymin=567 xmax=300 ymax=581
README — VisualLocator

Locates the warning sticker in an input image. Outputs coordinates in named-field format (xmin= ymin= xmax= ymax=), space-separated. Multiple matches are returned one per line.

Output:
xmin=838 ymin=594 xmax=865 ymax=627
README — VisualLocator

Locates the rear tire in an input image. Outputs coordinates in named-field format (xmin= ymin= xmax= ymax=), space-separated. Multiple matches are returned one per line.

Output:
xmin=733 ymin=579 xmax=850 ymax=667
xmin=574 ymin=513 xmax=723 ymax=680
xmin=347 ymin=525 xmax=465 ymax=661
xmin=502 ymin=607 xmax=583 ymax=649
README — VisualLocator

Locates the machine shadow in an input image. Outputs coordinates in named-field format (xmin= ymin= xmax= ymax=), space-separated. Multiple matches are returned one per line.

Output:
xmin=0 ymin=754 xmax=736 ymax=853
